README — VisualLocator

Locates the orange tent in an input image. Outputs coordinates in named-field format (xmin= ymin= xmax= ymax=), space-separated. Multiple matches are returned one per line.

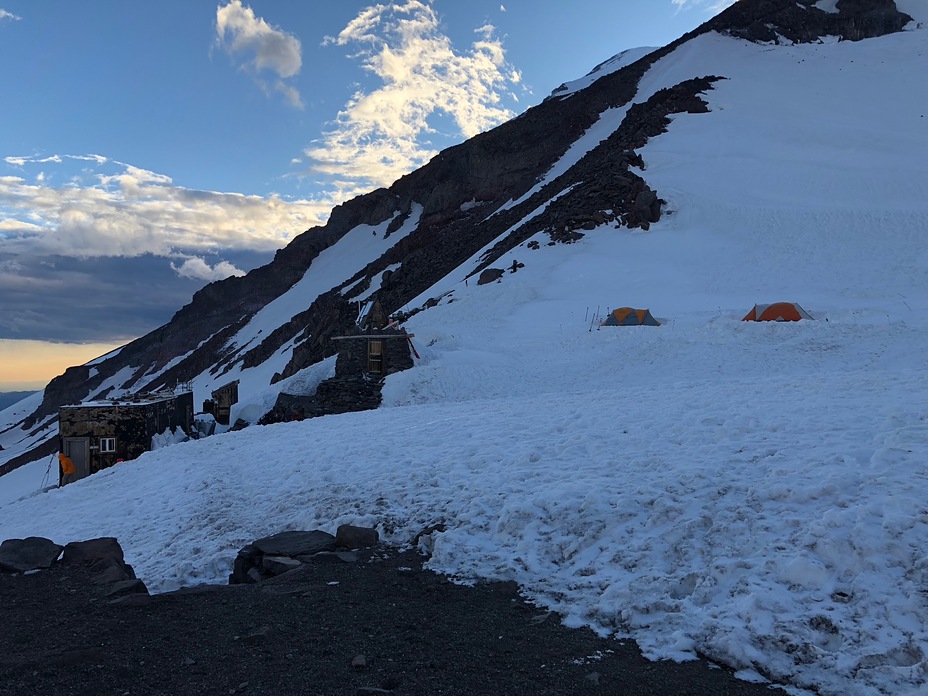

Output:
xmin=601 ymin=307 xmax=660 ymax=326
xmin=742 ymin=302 xmax=812 ymax=322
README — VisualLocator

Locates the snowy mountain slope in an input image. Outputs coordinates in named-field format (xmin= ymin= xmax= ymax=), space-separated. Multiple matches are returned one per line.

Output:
xmin=0 ymin=0 xmax=918 ymax=470
xmin=2 ymin=3 xmax=928 ymax=692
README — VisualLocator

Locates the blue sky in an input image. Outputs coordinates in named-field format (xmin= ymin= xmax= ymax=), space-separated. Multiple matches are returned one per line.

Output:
xmin=0 ymin=0 xmax=728 ymax=389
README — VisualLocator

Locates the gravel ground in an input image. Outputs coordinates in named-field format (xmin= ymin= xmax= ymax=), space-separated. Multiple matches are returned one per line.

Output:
xmin=0 ymin=547 xmax=785 ymax=695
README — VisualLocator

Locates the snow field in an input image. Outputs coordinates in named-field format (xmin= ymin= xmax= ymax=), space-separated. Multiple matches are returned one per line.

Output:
xmin=1 ymin=314 xmax=925 ymax=696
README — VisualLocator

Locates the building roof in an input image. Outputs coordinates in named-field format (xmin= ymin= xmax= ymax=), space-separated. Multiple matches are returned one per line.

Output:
xmin=331 ymin=333 xmax=415 ymax=340
xmin=63 ymin=390 xmax=192 ymax=409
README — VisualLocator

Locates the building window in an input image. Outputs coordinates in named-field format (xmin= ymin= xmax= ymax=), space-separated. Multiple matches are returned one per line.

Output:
xmin=100 ymin=437 xmax=116 ymax=453
xmin=368 ymin=339 xmax=383 ymax=375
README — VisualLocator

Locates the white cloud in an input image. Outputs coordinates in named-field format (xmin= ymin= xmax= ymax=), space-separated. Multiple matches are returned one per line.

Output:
xmin=307 ymin=0 xmax=521 ymax=193
xmin=216 ymin=0 xmax=304 ymax=108
xmin=0 ymin=8 xmax=21 ymax=23
xmin=0 ymin=155 xmax=332 ymax=260
xmin=274 ymin=81 xmax=303 ymax=110
xmin=68 ymin=154 xmax=108 ymax=164
xmin=0 ymin=217 xmax=44 ymax=232
xmin=170 ymin=256 xmax=245 ymax=282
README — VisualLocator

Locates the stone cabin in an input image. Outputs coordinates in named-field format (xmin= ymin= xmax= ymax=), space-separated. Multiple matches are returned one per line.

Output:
xmin=203 ymin=379 xmax=239 ymax=426
xmin=58 ymin=390 xmax=194 ymax=485
xmin=330 ymin=325 xmax=415 ymax=380
xmin=301 ymin=300 xmax=415 ymax=416
xmin=261 ymin=300 xmax=416 ymax=423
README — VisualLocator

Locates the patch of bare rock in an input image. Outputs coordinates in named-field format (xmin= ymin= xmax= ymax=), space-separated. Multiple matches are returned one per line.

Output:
xmin=1 ymin=528 xmax=784 ymax=695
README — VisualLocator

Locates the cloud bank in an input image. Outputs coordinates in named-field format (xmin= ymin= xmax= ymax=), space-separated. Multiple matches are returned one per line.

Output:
xmin=0 ymin=8 xmax=20 ymax=23
xmin=0 ymin=155 xmax=327 ymax=343
xmin=215 ymin=0 xmax=304 ymax=108
xmin=0 ymin=155 xmax=327 ymax=262
xmin=306 ymin=0 xmax=522 ymax=195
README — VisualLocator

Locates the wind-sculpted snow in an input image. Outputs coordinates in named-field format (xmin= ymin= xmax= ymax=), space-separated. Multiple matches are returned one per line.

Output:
xmin=1 ymin=328 xmax=925 ymax=695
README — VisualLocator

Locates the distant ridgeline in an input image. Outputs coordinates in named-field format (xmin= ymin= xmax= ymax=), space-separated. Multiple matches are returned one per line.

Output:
xmin=0 ymin=392 xmax=36 ymax=413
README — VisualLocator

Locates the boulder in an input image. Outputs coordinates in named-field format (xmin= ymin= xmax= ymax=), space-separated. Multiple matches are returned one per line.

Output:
xmin=61 ymin=537 xmax=125 ymax=565
xmin=252 ymin=530 xmax=337 ymax=558
xmin=230 ymin=544 xmax=261 ymax=585
xmin=477 ymin=268 xmax=504 ymax=285
xmin=105 ymin=578 xmax=149 ymax=598
xmin=63 ymin=537 xmax=137 ymax=584
xmin=335 ymin=525 xmax=379 ymax=550
xmin=261 ymin=555 xmax=302 ymax=575
xmin=634 ymin=189 xmax=657 ymax=209
xmin=649 ymin=198 xmax=663 ymax=223
xmin=230 ymin=530 xmax=339 ymax=584
xmin=0 ymin=536 xmax=63 ymax=573
xmin=88 ymin=557 xmax=137 ymax=584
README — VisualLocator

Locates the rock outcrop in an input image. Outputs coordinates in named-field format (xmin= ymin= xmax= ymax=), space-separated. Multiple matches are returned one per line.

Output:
xmin=229 ymin=528 xmax=380 ymax=584
xmin=0 ymin=536 xmax=63 ymax=573
xmin=709 ymin=0 xmax=912 ymax=45
xmin=0 ymin=536 xmax=149 ymax=604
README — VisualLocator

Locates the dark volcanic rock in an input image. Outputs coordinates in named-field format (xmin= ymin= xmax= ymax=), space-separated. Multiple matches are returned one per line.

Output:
xmin=252 ymin=530 xmax=338 ymax=558
xmin=87 ymin=557 xmax=137 ymax=584
xmin=231 ymin=530 xmax=340 ymax=584
xmin=261 ymin=555 xmax=303 ymax=575
xmin=105 ymin=577 xmax=149 ymax=598
xmin=335 ymin=525 xmax=380 ymax=550
xmin=62 ymin=537 xmax=126 ymax=565
xmin=0 ymin=537 xmax=63 ymax=573
xmin=0 ymin=548 xmax=784 ymax=696
xmin=477 ymin=268 xmax=505 ymax=285
xmin=708 ymin=0 xmax=912 ymax=44
xmin=62 ymin=537 xmax=138 ymax=584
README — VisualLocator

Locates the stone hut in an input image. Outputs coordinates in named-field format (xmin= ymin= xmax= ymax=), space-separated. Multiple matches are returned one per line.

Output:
xmin=58 ymin=390 xmax=194 ymax=485
xmin=261 ymin=300 xmax=416 ymax=423
xmin=330 ymin=326 xmax=415 ymax=380
xmin=331 ymin=298 xmax=416 ymax=382
xmin=206 ymin=379 xmax=239 ymax=425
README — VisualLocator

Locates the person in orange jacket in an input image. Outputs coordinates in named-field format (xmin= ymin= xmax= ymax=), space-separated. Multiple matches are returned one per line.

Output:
xmin=58 ymin=452 xmax=76 ymax=487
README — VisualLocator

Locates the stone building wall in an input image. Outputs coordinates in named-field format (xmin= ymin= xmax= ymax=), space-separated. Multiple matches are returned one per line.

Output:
xmin=59 ymin=392 xmax=194 ymax=475
xmin=261 ymin=330 xmax=414 ymax=423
